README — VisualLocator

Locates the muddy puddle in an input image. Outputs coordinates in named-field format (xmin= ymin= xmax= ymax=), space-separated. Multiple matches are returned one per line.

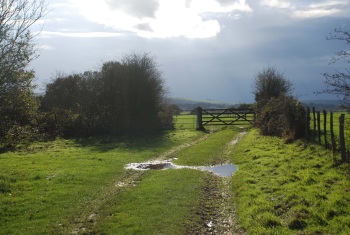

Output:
xmin=125 ymin=160 xmax=237 ymax=177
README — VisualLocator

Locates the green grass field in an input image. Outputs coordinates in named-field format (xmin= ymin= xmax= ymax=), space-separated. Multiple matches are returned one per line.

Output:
xmin=0 ymin=127 xmax=242 ymax=234
xmin=173 ymin=111 xmax=255 ymax=130
xmin=308 ymin=111 xmax=350 ymax=160
xmin=2 ymin=120 xmax=350 ymax=234
xmin=231 ymin=129 xmax=350 ymax=234
xmin=173 ymin=113 xmax=197 ymax=129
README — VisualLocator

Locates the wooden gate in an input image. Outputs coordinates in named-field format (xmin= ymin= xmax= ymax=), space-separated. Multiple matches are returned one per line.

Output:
xmin=196 ymin=107 xmax=255 ymax=130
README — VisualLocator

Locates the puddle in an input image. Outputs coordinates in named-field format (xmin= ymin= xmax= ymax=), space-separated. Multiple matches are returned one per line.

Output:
xmin=135 ymin=162 xmax=175 ymax=170
xmin=204 ymin=164 xmax=238 ymax=177
xmin=125 ymin=161 xmax=238 ymax=177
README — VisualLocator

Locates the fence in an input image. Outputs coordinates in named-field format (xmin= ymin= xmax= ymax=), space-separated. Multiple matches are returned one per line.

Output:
xmin=173 ymin=107 xmax=256 ymax=130
xmin=306 ymin=107 xmax=350 ymax=163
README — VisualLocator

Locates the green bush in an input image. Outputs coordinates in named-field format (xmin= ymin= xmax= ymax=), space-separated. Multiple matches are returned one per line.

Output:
xmin=41 ymin=53 xmax=172 ymax=136
xmin=256 ymin=96 xmax=306 ymax=140
xmin=2 ymin=125 xmax=39 ymax=148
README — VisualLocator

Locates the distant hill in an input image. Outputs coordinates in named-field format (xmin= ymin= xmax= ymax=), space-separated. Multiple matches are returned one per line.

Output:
xmin=166 ymin=97 xmax=237 ymax=110
xmin=167 ymin=98 xmax=344 ymax=111
xmin=301 ymin=100 xmax=342 ymax=111
xmin=167 ymin=97 xmax=341 ymax=111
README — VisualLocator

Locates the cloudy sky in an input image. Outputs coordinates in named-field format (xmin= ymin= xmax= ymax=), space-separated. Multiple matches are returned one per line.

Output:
xmin=31 ymin=0 xmax=350 ymax=103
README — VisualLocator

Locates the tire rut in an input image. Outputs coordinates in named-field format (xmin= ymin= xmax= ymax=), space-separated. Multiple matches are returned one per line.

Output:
xmin=185 ymin=130 xmax=247 ymax=235
xmin=69 ymin=131 xmax=214 ymax=234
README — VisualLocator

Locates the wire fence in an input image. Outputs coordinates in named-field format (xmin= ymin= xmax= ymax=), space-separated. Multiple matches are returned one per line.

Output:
xmin=306 ymin=107 xmax=350 ymax=163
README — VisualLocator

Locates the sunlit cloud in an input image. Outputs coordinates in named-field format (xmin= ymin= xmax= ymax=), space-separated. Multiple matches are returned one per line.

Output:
xmin=261 ymin=0 xmax=291 ymax=9
xmin=39 ymin=31 xmax=124 ymax=38
xmin=68 ymin=0 xmax=252 ymax=38
xmin=259 ymin=0 xmax=350 ymax=18
xmin=293 ymin=8 xmax=341 ymax=18
xmin=292 ymin=0 xmax=348 ymax=18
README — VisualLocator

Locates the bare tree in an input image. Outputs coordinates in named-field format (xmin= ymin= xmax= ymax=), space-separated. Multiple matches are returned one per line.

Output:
xmin=253 ymin=66 xmax=293 ymax=106
xmin=0 ymin=0 xmax=46 ymax=90
xmin=322 ymin=28 xmax=350 ymax=105
xmin=0 ymin=0 xmax=46 ymax=143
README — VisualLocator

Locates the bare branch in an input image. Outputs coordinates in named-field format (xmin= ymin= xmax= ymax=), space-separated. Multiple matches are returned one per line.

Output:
xmin=0 ymin=0 xmax=46 ymax=90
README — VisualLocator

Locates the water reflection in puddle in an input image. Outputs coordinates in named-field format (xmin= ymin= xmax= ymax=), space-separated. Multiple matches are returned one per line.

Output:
xmin=204 ymin=164 xmax=238 ymax=177
xmin=136 ymin=162 xmax=175 ymax=170
xmin=126 ymin=161 xmax=238 ymax=177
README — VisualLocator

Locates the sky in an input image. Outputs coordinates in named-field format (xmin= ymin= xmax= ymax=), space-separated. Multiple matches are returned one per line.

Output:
xmin=30 ymin=0 xmax=350 ymax=103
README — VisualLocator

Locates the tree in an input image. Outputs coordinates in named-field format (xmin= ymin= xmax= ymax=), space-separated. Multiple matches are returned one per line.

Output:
xmin=322 ymin=28 xmax=350 ymax=106
xmin=252 ymin=67 xmax=305 ymax=141
xmin=120 ymin=53 xmax=166 ymax=132
xmin=41 ymin=53 xmax=171 ymax=136
xmin=253 ymin=66 xmax=293 ymax=107
xmin=40 ymin=73 xmax=88 ymax=136
xmin=0 ymin=0 xmax=46 ymax=91
xmin=0 ymin=0 xmax=46 ymax=145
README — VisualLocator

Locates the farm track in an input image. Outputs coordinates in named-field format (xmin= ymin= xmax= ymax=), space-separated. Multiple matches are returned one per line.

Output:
xmin=185 ymin=130 xmax=247 ymax=235
xmin=69 ymin=129 xmax=246 ymax=235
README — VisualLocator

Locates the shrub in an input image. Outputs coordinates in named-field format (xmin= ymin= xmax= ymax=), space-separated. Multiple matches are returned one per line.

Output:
xmin=256 ymin=96 xmax=306 ymax=140
xmin=40 ymin=53 xmax=171 ymax=136
xmin=2 ymin=125 xmax=39 ymax=148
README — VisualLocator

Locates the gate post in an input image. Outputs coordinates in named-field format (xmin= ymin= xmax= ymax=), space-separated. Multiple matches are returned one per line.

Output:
xmin=196 ymin=107 xmax=204 ymax=130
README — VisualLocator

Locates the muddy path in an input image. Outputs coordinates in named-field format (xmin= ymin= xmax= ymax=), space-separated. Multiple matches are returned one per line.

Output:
xmin=184 ymin=131 xmax=247 ymax=235
xmin=69 ymin=129 xmax=247 ymax=235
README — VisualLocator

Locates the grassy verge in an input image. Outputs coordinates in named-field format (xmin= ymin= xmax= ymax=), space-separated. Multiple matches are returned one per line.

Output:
xmin=231 ymin=129 xmax=350 ymax=234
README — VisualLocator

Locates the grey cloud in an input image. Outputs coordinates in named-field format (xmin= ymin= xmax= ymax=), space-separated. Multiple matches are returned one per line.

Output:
xmin=134 ymin=23 xmax=153 ymax=32
xmin=106 ymin=0 xmax=159 ymax=19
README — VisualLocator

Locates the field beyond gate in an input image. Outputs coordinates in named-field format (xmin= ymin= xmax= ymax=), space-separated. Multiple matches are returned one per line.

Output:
xmin=199 ymin=108 xmax=255 ymax=128
xmin=174 ymin=108 xmax=255 ymax=130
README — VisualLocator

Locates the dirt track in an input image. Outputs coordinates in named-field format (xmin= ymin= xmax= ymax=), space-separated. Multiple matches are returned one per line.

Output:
xmin=71 ymin=130 xmax=247 ymax=234
xmin=184 ymin=131 xmax=247 ymax=235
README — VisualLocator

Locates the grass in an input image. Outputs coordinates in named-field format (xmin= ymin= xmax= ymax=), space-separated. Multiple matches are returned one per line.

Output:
xmin=231 ymin=129 xmax=350 ymax=234
xmin=174 ymin=113 xmax=197 ymax=129
xmin=309 ymin=111 xmax=350 ymax=152
xmin=0 ymin=130 xmax=205 ymax=234
xmin=0 ymin=126 xmax=243 ymax=234
xmin=94 ymin=169 xmax=206 ymax=235
xmin=174 ymin=126 xmax=241 ymax=166
xmin=3 ymin=119 xmax=350 ymax=234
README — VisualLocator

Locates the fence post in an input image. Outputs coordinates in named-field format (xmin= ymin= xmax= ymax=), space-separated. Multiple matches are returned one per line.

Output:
xmin=330 ymin=112 xmax=336 ymax=156
xmin=339 ymin=114 xmax=346 ymax=163
xmin=317 ymin=111 xmax=321 ymax=145
xmin=196 ymin=107 xmax=204 ymax=130
xmin=312 ymin=107 xmax=316 ymax=142
xmin=306 ymin=107 xmax=310 ymax=141
xmin=323 ymin=110 xmax=328 ymax=149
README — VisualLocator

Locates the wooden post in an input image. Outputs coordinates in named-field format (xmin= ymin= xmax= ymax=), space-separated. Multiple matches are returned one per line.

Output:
xmin=339 ymin=114 xmax=346 ymax=163
xmin=306 ymin=107 xmax=310 ymax=141
xmin=323 ymin=110 xmax=328 ymax=149
xmin=253 ymin=111 xmax=257 ymax=126
xmin=312 ymin=107 xmax=316 ymax=142
xmin=196 ymin=107 xmax=204 ymax=130
xmin=330 ymin=112 xmax=336 ymax=156
xmin=317 ymin=111 xmax=321 ymax=145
